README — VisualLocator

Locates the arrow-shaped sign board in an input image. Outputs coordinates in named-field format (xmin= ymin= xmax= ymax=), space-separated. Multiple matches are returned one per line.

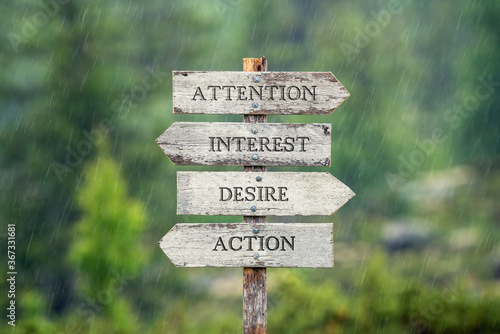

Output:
xmin=156 ymin=122 xmax=332 ymax=167
xmin=159 ymin=223 xmax=333 ymax=268
xmin=173 ymin=71 xmax=349 ymax=115
xmin=177 ymin=172 xmax=354 ymax=216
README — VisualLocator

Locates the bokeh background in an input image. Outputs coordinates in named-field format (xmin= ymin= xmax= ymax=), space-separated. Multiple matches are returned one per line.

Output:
xmin=1 ymin=0 xmax=500 ymax=333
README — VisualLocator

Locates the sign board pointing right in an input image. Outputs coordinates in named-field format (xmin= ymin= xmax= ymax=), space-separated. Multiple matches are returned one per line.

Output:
xmin=173 ymin=71 xmax=349 ymax=115
xmin=156 ymin=122 xmax=332 ymax=166
xmin=177 ymin=172 xmax=355 ymax=216
xmin=159 ymin=223 xmax=334 ymax=268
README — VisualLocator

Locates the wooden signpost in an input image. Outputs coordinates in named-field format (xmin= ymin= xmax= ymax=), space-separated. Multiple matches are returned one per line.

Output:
xmin=156 ymin=122 xmax=332 ymax=166
xmin=177 ymin=171 xmax=354 ymax=216
xmin=159 ymin=223 xmax=333 ymax=268
xmin=156 ymin=57 xmax=353 ymax=334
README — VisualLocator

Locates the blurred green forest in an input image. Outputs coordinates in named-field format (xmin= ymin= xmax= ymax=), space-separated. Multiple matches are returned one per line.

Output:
xmin=1 ymin=0 xmax=500 ymax=333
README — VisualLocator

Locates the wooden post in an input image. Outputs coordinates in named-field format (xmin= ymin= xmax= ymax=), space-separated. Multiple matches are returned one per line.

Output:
xmin=242 ymin=56 xmax=267 ymax=334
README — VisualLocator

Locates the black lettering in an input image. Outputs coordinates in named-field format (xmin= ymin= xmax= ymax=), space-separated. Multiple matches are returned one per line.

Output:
xmin=266 ymin=236 xmax=280 ymax=251
xmin=257 ymin=235 xmax=264 ymax=251
xmin=248 ymin=137 xmax=257 ymax=151
xmin=258 ymin=236 xmax=265 ymax=251
xmin=257 ymin=186 xmax=264 ymax=201
xmin=278 ymin=187 xmax=289 ymax=201
xmin=250 ymin=86 xmax=263 ymax=100
xmin=245 ymin=187 xmax=256 ymax=201
xmin=264 ymin=86 xmax=279 ymax=100
xmin=234 ymin=187 xmax=244 ymax=201
xmin=192 ymin=86 xmax=206 ymax=100
xmin=287 ymin=86 xmax=301 ymax=100
xmin=279 ymin=86 xmax=286 ymax=100
xmin=260 ymin=137 xmax=271 ymax=151
xmin=296 ymin=137 xmax=310 ymax=152
xmin=213 ymin=237 xmax=228 ymax=251
xmin=222 ymin=85 xmax=236 ymax=100
xmin=281 ymin=236 xmax=295 ymax=251
xmin=216 ymin=137 xmax=231 ymax=152
xmin=209 ymin=137 xmax=215 ymax=152
xmin=272 ymin=137 xmax=284 ymax=151
xmin=233 ymin=137 xmax=246 ymax=152
xmin=244 ymin=236 xmax=258 ymax=251
xmin=207 ymin=85 xmax=221 ymax=100
xmin=283 ymin=137 xmax=295 ymax=152
xmin=219 ymin=187 xmax=232 ymax=201
xmin=229 ymin=237 xmax=242 ymax=251
xmin=237 ymin=86 xmax=247 ymax=100
xmin=303 ymin=86 xmax=316 ymax=100
xmin=266 ymin=187 xmax=277 ymax=201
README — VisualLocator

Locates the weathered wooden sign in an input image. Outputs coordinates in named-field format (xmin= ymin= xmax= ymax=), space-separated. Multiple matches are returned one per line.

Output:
xmin=177 ymin=172 xmax=355 ymax=216
xmin=159 ymin=223 xmax=333 ymax=268
xmin=173 ymin=71 xmax=349 ymax=115
xmin=156 ymin=122 xmax=332 ymax=166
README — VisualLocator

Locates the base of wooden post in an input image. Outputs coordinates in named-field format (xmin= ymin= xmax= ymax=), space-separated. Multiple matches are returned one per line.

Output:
xmin=243 ymin=268 xmax=267 ymax=334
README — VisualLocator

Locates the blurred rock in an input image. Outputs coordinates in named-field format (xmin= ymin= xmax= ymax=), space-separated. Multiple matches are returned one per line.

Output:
xmin=382 ymin=222 xmax=431 ymax=252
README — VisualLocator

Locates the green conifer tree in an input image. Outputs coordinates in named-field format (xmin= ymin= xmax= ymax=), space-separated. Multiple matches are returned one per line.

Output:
xmin=67 ymin=138 xmax=147 ymax=333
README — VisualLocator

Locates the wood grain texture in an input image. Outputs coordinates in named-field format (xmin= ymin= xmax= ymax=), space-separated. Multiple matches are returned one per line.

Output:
xmin=243 ymin=56 xmax=267 ymax=334
xmin=158 ymin=223 xmax=334 ymax=268
xmin=243 ymin=268 xmax=266 ymax=334
xmin=156 ymin=122 xmax=332 ymax=166
xmin=173 ymin=71 xmax=349 ymax=115
xmin=177 ymin=171 xmax=355 ymax=216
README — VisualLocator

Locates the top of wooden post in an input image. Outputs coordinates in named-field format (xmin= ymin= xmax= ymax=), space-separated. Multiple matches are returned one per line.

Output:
xmin=243 ymin=57 xmax=267 ymax=72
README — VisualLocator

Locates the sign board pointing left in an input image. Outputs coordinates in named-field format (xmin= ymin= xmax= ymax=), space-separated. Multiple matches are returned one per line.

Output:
xmin=158 ymin=223 xmax=334 ymax=268
xmin=177 ymin=172 xmax=355 ymax=216
xmin=156 ymin=122 xmax=332 ymax=166
xmin=173 ymin=71 xmax=349 ymax=115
